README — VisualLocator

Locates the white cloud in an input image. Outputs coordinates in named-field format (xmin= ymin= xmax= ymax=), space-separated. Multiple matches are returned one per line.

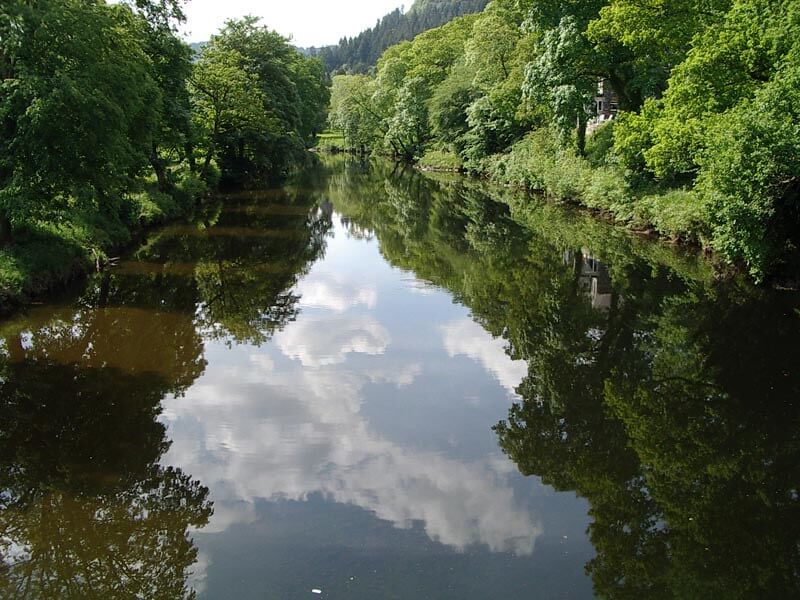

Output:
xmin=248 ymin=354 xmax=275 ymax=372
xmin=275 ymin=314 xmax=390 ymax=367
xmin=295 ymin=275 xmax=378 ymax=313
xmin=441 ymin=318 xmax=528 ymax=395
xmin=366 ymin=363 xmax=423 ymax=388
xmin=162 ymin=352 xmax=540 ymax=559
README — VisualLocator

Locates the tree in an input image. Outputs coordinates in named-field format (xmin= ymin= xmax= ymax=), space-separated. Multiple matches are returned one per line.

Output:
xmin=0 ymin=0 xmax=160 ymax=242
xmin=189 ymin=44 xmax=269 ymax=180
xmin=385 ymin=77 xmax=430 ymax=159
xmin=191 ymin=17 xmax=330 ymax=185
xmin=329 ymin=75 xmax=384 ymax=151
xmin=522 ymin=15 xmax=599 ymax=153
xmin=291 ymin=56 xmax=331 ymax=143
xmin=126 ymin=0 xmax=195 ymax=189
xmin=465 ymin=13 xmax=520 ymax=87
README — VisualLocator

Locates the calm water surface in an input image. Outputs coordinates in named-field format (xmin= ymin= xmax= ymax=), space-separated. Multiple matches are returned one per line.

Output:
xmin=1 ymin=156 xmax=799 ymax=599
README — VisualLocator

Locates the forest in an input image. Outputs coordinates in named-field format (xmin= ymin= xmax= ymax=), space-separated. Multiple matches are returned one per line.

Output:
xmin=307 ymin=0 xmax=490 ymax=74
xmin=0 ymin=0 xmax=329 ymax=308
xmin=328 ymin=0 xmax=800 ymax=281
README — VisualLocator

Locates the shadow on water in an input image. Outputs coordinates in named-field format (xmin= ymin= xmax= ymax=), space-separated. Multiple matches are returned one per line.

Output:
xmin=0 ymin=180 xmax=334 ymax=598
xmin=324 ymin=154 xmax=800 ymax=598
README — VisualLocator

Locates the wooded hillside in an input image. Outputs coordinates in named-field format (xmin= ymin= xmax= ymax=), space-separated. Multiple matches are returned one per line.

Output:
xmin=310 ymin=0 xmax=489 ymax=73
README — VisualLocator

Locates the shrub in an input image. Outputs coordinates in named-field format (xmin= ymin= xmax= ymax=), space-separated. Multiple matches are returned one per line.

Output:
xmin=634 ymin=189 xmax=709 ymax=243
xmin=696 ymin=55 xmax=800 ymax=280
xmin=582 ymin=167 xmax=634 ymax=220
xmin=419 ymin=148 xmax=463 ymax=171
xmin=585 ymin=120 xmax=616 ymax=167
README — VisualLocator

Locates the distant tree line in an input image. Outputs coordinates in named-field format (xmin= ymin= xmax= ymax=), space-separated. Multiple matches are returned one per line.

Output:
xmin=307 ymin=0 xmax=489 ymax=74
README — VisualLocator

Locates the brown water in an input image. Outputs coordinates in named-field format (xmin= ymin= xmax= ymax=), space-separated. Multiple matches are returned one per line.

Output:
xmin=1 ymin=155 xmax=799 ymax=599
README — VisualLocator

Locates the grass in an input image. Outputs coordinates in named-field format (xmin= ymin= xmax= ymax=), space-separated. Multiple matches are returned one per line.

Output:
xmin=484 ymin=126 xmax=711 ymax=250
xmin=314 ymin=131 xmax=346 ymax=152
xmin=0 ymin=169 xmax=208 ymax=315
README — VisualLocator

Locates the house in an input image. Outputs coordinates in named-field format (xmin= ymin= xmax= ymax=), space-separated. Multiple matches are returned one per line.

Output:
xmin=563 ymin=248 xmax=616 ymax=311
xmin=587 ymin=79 xmax=619 ymax=135
xmin=594 ymin=79 xmax=618 ymax=121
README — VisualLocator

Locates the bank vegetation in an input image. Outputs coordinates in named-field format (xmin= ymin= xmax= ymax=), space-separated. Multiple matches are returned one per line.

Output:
xmin=327 ymin=0 xmax=800 ymax=282
xmin=0 ymin=0 xmax=328 ymax=310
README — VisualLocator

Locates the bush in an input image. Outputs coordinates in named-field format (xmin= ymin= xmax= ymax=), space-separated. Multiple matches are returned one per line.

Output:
xmin=585 ymin=120 xmax=616 ymax=167
xmin=582 ymin=167 xmax=634 ymax=220
xmin=485 ymin=128 xmax=559 ymax=190
xmin=176 ymin=169 xmax=209 ymax=202
xmin=613 ymin=101 xmax=660 ymax=174
xmin=419 ymin=148 xmax=463 ymax=171
xmin=696 ymin=56 xmax=800 ymax=280
xmin=487 ymin=128 xmax=633 ymax=221
xmin=634 ymin=189 xmax=709 ymax=243
xmin=131 ymin=190 xmax=182 ymax=225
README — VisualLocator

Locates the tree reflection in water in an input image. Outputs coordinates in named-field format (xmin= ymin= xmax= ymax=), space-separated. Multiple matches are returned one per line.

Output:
xmin=0 ymin=176 xmax=334 ymax=598
xmin=327 ymin=155 xmax=800 ymax=599
xmin=0 ymin=356 xmax=212 ymax=599
xmin=2 ymin=152 xmax=797 ymax=597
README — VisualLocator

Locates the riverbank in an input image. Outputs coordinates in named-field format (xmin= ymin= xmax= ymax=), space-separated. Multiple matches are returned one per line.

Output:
xmin=319 ymin=129 xmax=728 ymax=274
xmin=483 ymin=125 xmax=707 ymax=247
xmin=0 ymin=172 xmax=209 ymax=316
xmin=323 ymin=124 xmax=800 ymax=287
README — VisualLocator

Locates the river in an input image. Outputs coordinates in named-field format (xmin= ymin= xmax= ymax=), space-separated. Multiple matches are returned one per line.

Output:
xmin=1 ymin=155 xmax=798 ymax=598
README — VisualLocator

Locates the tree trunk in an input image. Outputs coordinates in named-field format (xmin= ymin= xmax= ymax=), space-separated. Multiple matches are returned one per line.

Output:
xmin=150 ymin=144 xmax=173 ymax=192
xmin=185 ymin=142 xmax=197 ymax=173
xmin=201 ymin=118 xmax=220 ymax=181
xmin=201 ymin=144 xmax=215 ymax=181
xmin=0 ymin=213 xmax=12 ymax=247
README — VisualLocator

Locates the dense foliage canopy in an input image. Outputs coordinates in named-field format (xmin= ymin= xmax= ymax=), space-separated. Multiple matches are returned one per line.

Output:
xmin=0 ymin=0 xmax=328 ymax=303
xmin=328 ymin=0 xmax=800 ymax=281
xmin=308 ymin=0 xmax=489 ymax=74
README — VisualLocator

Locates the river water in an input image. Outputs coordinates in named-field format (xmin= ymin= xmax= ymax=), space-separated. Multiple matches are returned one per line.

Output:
xmin=1 ymin=155 xmax=798 ymax=599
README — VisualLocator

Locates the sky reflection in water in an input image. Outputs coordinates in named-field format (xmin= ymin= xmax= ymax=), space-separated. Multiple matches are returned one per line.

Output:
xmin=160 ymin=218 xmax=592 ymax=598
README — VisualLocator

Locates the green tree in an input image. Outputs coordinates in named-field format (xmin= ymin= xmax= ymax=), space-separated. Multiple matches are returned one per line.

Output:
xmin=127 ymin=0 xmax=196 ymax=189
xmin=190 ymin=44 xmax=269 ymax=180
xmin=522 ymin=15 xmax=598 ymax=153
xmin=192 ymin=17 xmax=329 ymax=185
xmin=329 ymin=75 xmax=384 ymax=151
xmin=0 ymin=0 xmax=160 ymax=241
xmin=384 ymin=77 xmax=431 ymax=160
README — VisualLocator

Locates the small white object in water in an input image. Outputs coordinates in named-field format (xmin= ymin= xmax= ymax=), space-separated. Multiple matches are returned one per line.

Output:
xmin=312 ymin=590 xmax=322 ymax=595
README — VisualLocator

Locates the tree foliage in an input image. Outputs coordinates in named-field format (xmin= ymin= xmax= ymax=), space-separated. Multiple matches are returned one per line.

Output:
xmin=309 ymin=0 xmax=490 ymax=74
xmin=326 ymin=0 xmax=800 ymax=281
xmin=190 ymin=17 xmax=329 ymax=186
xmin=0 ymin=2 xmax=329 ymax=299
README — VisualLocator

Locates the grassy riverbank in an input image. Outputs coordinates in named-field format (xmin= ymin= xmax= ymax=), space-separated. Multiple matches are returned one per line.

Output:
xmin=484 ymin=125 xmax=707 ymax=246
xmin=0 ymin=172 xmax=208 ymax=314
xmin=323 ymin=128 xmax=718 ymax=277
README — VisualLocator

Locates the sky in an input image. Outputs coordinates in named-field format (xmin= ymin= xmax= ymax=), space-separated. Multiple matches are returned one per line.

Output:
xmin=182 ymin=0 xmax=408 ymax=47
